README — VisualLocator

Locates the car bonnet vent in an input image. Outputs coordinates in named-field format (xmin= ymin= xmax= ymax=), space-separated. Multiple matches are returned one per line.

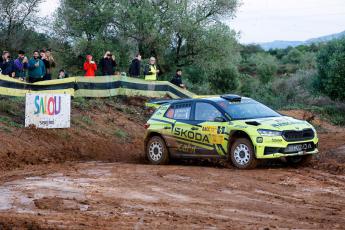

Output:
xmin=221 ymin=94 xmax=242 ymax=102
xmin=245 ymin=121 xmax=261 ymax=126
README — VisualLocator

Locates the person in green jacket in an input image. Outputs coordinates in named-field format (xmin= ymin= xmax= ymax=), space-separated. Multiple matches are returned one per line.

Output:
xmin=28 ymin=51 xmax=46 ymax=83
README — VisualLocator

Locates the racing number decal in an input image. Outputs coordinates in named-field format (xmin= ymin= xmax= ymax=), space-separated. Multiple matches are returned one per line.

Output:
xmin=217 ymin=126 xmax=226 ymax=134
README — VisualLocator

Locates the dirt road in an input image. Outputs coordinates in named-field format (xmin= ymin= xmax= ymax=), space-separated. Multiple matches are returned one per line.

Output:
xmin=1 ymin=158 xmax=345 ymax=229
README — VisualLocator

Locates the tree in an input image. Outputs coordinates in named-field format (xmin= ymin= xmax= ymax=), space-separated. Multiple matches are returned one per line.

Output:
xmin=316 ymin=38 xmax=345 ymax=100
xmin=54 ymin=0 xmax=241 ymax=78
xmin=282 ymin=48 xmax=303 ymax=64
xmin=248 ymin=53 xmax=278 ymax=83
xmin=0 ymin=0 xmax=44 ymax=51
xmin=209 ymin=66 xmax=240 ymax=94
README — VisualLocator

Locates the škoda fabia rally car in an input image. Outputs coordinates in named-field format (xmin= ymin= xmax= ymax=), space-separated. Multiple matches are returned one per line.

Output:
xmin=144 ymin=95 xmax=319 ymax=169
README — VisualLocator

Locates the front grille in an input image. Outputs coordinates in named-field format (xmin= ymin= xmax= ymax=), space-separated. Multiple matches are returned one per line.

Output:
xmin=282 ymin=129 xmax=314 ymax=142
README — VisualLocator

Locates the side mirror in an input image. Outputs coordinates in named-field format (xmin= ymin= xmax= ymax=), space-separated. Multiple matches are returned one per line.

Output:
xmin=214 ymin=117 xmax=226 ymax=122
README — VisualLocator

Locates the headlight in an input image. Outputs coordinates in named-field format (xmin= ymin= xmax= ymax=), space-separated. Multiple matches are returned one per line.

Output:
xmin=257 ymin=129 xmax=282 ymax=136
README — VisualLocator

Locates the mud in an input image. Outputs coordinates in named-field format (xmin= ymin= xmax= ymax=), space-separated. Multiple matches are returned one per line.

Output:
xmin=0 ymin=162 xmax=344 ymax=229
xmin=0 ymin=104 xmax=344 ymax=229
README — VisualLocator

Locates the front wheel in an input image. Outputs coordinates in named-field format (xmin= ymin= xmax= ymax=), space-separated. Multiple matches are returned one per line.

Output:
xmin=230 ymin=138 xmax=258 ymax=169
xmin=146 ymin=136 xmax=169 ymax=165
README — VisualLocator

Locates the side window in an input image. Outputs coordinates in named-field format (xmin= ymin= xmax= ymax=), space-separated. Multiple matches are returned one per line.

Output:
xmin=165 ymin=103 xmax=191 ymax=120
xmin=195 ymin=102 xmax=223 ymax=122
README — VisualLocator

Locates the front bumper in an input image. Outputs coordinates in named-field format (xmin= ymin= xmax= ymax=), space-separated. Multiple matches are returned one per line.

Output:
xmin=254 ymin=135 xmax=319 ymax=159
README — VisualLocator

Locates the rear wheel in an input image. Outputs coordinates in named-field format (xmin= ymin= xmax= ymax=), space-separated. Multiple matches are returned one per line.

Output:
xmin=286 ymin=154 xmax=313 ymax=166
xmin=230 ymin=138 xmax=258 ymax=169
xmin=146 ymin=136 xmax=169 ymax=165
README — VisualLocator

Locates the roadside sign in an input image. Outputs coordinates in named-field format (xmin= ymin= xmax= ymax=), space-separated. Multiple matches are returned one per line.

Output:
xmin=25 ymin=93 xmax=71 ymax=129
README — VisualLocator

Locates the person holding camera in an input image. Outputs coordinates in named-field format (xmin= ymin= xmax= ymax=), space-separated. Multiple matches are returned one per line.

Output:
xmin=28 ymin=51 xmax=46 ymax=83
xmin=14 ymin=50 xmax=28 ymax=81
xmin=0 ymin=51 xmax=15 ymax=77
xmin=99 ymin=51 xmax=117 ymax=76
xmin=84 ymin=55 xmax=97 ymax=77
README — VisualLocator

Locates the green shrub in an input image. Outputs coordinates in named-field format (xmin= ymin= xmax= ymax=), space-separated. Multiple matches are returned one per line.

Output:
xmin=248 ymin=53 xmax=278 ymax=83
xmin=208 ymin=66 xmax=240 ymax=94
xmin=316 ymin=38 xmax=345 ymax=100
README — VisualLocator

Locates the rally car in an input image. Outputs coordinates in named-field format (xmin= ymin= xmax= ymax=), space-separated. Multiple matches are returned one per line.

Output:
xmin=144 ymin=95 xmax=319 ymax=169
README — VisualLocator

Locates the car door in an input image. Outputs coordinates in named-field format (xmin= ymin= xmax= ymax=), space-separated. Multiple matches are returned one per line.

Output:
xmin=164 ymin=102 xmax=201 ymax=156
xmin=192 ymin=102 xmax=230 ymax=157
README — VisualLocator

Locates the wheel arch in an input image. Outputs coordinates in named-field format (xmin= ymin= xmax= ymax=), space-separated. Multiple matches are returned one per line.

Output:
xmin=227 ymin=130 xmax=254 ymax=154
xmin=144 ymin=132 xmax=166 ymax=149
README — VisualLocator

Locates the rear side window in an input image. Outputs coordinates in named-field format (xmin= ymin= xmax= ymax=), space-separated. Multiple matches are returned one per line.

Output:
xmin=195 ymin=102 xmax=223 ymax=121
xmin=165 ymin=103 xmax=191 ymax=120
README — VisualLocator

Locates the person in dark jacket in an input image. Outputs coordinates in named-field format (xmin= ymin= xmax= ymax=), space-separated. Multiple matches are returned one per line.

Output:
xmin=14 ymin=50 xmax=28 ymax=80
xmin=170 ymin=69 xmax=186 ymax=89
xmin=99 ymin=51 xmax=117 ymax=76
xmin=0 ymin=51 xmax=15 ymax=77
xmin=28 ymin=51 xmax=46 ymax=83
xmin=58 ymin=69 xmax=69 ymax=79
xmin=129 ymin=53 xmax=142 ymax=77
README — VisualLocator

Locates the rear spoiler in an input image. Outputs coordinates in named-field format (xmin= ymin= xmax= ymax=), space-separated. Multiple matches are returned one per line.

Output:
xmin=145 ymin=99 xmax=181 ymax=109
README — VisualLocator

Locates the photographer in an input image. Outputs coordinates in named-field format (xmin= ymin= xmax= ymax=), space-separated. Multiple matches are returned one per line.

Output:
xmin=0 ymin=51 xmax=15 ymax=77
xmin=14 ymin=50 xmax=28 ymax=81
xmin=99 ymin=51 xmax=117 ymax=76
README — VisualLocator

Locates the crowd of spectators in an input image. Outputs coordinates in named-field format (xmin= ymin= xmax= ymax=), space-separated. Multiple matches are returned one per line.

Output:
xmin=0 ymin=49 xmax=186 ymax=88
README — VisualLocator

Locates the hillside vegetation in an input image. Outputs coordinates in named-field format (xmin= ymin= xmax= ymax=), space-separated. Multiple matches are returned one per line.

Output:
xmin=0 ymin=0 xmax=344 ymax=124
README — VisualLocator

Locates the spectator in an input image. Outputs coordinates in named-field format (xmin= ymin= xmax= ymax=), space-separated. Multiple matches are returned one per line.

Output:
xmin=0 ymin=51 xmax=15 ymax=77
xmin=170 ymin=69 xmax=186 ymax=89
xmin=44 ymin=49 xmax=56 ymax=80
xmin=58 ymin=69 xmax=69 ymax=79
xmin=40 ymin=50 xmax=50 ymax=80
xmin=14 ymin=50 xmax=28 ymax=81
xmin=129 ymin=53 xmax=142 ymax=77
xmin=144 ymin=57 xmax=159 ymax=81
xmin=84 ymin=55 xmax=97 ymax=77
xmin=99 ymin=51 xmax=116 ymax=76
xmin=28 ymin=51 xmax=46 ymax=83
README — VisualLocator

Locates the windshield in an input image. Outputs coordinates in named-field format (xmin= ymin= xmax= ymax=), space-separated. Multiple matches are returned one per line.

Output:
xmin=218 ymin=100 xmax=281 ymax=120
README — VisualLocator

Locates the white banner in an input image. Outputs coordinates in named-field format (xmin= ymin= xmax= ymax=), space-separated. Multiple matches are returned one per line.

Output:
xmin=25 ymin=93 xmax=71 ymax=129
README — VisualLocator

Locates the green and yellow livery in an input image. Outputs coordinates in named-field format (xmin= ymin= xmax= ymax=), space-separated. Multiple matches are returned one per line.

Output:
xmin=144 ymin=95 xmax=319 ymax=169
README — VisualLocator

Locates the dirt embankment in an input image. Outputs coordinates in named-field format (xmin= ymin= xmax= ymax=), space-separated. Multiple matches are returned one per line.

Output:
xmin=0 ymin=97 xmax=149 ymax=174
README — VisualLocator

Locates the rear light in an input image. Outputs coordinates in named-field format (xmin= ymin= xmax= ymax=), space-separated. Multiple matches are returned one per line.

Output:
xmin=144 ymin=123 xmax=150 ymax=129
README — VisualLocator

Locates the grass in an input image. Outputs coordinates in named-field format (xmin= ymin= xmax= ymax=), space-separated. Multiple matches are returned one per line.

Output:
xmin=0 ymin=116 xmax=24 ymax=128
xmin=80 ymin=115 xmax=93 ymax=125
xmin=113 ymin=129 xmax=129 ymax=139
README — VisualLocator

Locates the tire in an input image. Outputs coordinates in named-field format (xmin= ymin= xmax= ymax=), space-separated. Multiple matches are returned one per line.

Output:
xmin=286 ymin=154 xmax=313 ymax=167
xmin=230 ymin=138 xmax=258 ymax=169
xmin=146 ymin=136 xmax=169 ymax=165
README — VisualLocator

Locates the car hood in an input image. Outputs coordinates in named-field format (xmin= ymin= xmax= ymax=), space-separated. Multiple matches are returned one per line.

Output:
xmin=240 ymin=116 xmax=313 ymax=131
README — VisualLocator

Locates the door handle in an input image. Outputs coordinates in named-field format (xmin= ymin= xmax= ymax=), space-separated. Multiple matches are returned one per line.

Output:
xmin=191 ymin=127 xmax=199 ymax=131
xmin=163 ymin=126 xmax=171 ymax=130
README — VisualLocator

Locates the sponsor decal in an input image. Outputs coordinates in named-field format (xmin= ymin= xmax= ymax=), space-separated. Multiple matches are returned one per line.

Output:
xmin=174 ymin=127 xmax=210 ymax=144
xmin=272 ymin=138 xmax=283 ymax=142
xmin=210 ymin=134 xmax=224 ymax=144
xmin=202 ymin=126 xmax=218 ymax=134
xmin=177 ymin=143 xmax=196 ymax=154
xmin=271 ymin=121 xmax=305 ymax=128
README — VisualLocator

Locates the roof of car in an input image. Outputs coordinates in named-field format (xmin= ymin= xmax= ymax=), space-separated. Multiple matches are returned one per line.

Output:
xmin=166 ymin=95 xmax=253 ymax=104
